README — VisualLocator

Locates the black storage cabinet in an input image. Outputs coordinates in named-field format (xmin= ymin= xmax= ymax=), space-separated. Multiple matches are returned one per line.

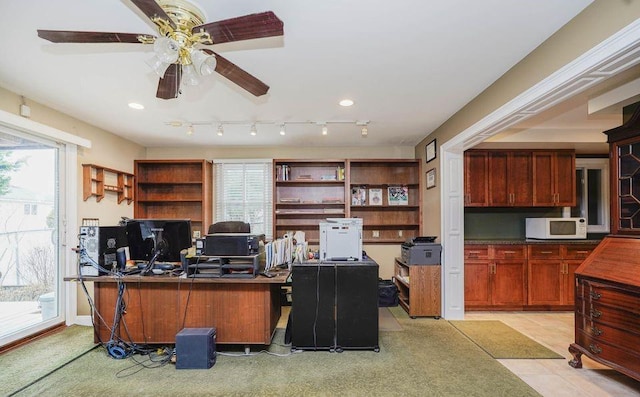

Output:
xmin=291 ymin=260 xmax=379 ymax=352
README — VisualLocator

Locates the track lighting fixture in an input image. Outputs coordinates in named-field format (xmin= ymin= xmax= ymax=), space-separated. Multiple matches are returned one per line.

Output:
xmin=280 ymin=124 xmax=286 ymax=136
xmin=250 ymin=124 xmax=257 ymax=136
xmin=186 ymin=125 xmax=194 ymax=136
xmin=321 ymin=124 xmax=328 ymax=135
xmin=217 ymin=124 xmax=224 ymax=136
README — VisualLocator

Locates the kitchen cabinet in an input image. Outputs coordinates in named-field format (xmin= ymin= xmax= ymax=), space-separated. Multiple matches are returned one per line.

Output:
xmin=488 ymin=151 xmax=532 ymax=206
xmin=464 ymin=244 xmax=526 ymax=309
xmin=527 ymin=243 xmax=596 ymax=308
xmin=465 ymin=149 xmax=574 ymax=208
xmin=532 ymin=150 xmax=576 ymax=207
xmin=464 ymin=151 xmax=488 ymax=207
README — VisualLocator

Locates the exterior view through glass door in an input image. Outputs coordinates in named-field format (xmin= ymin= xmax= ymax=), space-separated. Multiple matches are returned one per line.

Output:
xmin=0 ymin=131 xmax=60 ymax=343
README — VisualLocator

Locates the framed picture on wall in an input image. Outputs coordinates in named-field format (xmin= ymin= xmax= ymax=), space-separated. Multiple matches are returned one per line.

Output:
xmin=426 ymin=168 xmax=436 ymax=189
xmin=425 ymin=139 xmax=437 ymax=163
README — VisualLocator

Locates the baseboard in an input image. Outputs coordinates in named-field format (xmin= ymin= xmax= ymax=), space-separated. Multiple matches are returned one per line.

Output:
xmin=75 ymin=315 xmax=93 ymax=327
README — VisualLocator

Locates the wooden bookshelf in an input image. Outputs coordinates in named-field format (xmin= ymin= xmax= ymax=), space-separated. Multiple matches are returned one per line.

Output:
xmin=82 ymin=164 xmax=134 ymax=204
xmin=134 ymin=159 xmax=212 ymax=237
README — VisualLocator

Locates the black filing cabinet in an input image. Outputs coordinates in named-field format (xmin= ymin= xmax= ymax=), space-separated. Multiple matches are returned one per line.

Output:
xmin=291 ymin=260 xmax=379 ymax=352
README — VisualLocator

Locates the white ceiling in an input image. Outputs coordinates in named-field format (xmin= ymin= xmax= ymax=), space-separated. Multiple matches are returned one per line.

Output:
xmin=0 ymin=0 xmax=598 ymax=148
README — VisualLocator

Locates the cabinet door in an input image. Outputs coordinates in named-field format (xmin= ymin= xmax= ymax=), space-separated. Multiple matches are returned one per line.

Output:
xmin=532 ymin=152 xmax=556 ymax=206
xmin=554 ymin=151 xmax=576 ymax=206
xmin=488 ymin=151 xmax=509 ymax=206
xmin=509 ymin=151 xmax=533 ymax=206
xmin=492 ymin=260 xmax=526 ymax=306
xmin=464 ymin=151 xmax=488 ymax=207
xmin=528 ymin=260 xmax=563 ymax=305
xmin=464 ymin=261 xmax=491 ymax=307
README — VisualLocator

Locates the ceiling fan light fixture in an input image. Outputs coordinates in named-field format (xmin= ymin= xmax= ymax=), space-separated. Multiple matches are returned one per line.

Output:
xmin=153 ymin=36 xmax=180 ymax=63
xmin=145 ymin=55 xmax=172 ymax=77
xmin=182 ymin=63 xmax=199 ymax=86
xmin=191 ymin=49 xmax=217 ymax=76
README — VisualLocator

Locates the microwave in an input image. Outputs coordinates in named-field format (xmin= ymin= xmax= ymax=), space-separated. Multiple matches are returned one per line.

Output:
xmin=525 ymin=217 xmax=587 ymax=240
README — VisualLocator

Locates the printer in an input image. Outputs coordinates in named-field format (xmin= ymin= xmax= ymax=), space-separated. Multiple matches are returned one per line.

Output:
xmin=401 ymin=237 xmax=441 ymax=265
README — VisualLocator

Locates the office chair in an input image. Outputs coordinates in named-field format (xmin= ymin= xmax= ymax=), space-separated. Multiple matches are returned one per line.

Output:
xmin=208 ymin=221 xmax=251 ymax=234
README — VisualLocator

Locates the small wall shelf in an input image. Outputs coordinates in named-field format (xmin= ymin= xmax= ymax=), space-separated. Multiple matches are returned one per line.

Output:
xmin=82 ymin=164 xmax=134 ymax=204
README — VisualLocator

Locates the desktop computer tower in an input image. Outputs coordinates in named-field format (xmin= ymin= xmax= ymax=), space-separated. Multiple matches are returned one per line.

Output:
xmin=176 ymin=327 xmax=217 ymax=369
xmin=79 ymin=226 xmax=127 ymax=276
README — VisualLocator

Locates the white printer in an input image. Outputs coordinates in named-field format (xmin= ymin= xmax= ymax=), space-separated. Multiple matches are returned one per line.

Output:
xmin=319 ymin=218 xmax=363 ymax=261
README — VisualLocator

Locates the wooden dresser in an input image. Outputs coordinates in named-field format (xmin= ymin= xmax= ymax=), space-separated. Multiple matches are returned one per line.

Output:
xmin=569 ymin=236 xmax=640 ymax=382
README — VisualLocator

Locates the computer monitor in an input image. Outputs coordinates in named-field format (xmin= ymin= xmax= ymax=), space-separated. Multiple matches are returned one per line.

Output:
xmin=125 ymin=219 xmax=192 ymax=263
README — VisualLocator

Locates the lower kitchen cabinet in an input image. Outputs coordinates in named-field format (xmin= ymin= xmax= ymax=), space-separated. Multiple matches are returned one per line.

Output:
xmin=464 ymin=244 xmax=526 ymax=310
xmin=466 ymin=242 xmax=598 ymax=310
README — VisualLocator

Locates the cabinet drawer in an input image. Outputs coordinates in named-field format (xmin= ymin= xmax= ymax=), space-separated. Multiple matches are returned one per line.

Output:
xmin=464 ymin=246 xmax=489 ymax=260
xmin=563 ymin=244 xmax=597 ymax=260
xmin=577 ymin=315 xmax=640 ymax=352
xmin=492 ymin=245 xmax=526 ymax=259
xmin=528 ymin=244 xmax=561 ymax=259
xmin=576 ymin=330 xmax=640 ymax=374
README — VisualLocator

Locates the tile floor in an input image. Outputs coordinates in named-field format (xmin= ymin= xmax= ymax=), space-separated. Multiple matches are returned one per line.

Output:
xmin=466 ymin=311 xmax=640 ymax=396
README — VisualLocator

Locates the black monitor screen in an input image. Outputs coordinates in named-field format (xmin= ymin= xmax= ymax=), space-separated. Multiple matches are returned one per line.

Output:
xmin=125 ymin=219 xmax=192 ymax=262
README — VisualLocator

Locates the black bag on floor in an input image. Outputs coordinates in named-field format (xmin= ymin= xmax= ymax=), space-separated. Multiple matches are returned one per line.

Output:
xmin=378 ymin=279 xmax=398 ymax=307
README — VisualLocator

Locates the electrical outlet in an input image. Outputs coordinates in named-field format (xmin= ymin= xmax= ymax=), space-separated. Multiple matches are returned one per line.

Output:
xmin=372 ymin=230 xmax=380 ymax=238
xmin=398 ymin=230 xmax=403 ymax=237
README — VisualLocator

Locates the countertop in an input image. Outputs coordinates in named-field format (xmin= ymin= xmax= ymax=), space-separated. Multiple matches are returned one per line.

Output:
xmin=465 ymin=239 xmax=603 ymax=245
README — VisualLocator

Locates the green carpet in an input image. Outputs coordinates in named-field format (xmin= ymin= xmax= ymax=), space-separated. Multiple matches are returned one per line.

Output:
xmin=0 ymin=325 xmax=98 ymax=396
xmin=450 ymin=320 xmax=563 ymax=359
xmin=5 ymin=308 xmax=541 ymax=396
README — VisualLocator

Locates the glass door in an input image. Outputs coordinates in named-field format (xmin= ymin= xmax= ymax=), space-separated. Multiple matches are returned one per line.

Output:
xmin=0 ymin=131 xmax=61 ymax=343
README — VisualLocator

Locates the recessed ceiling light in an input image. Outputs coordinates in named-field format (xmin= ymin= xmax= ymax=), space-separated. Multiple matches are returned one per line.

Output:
xmin=339 ymin=99 xmax=354 ymax=107
xmin=128 ymin=102 xmax=144 ymax=110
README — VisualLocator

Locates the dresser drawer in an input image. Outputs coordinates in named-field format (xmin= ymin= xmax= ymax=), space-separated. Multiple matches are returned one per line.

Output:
xmin=564 ymin=244 xmax=597 ymax=260
xmin=492 ymin=245 xmax=526 ymax=260
xmin=464 ymin=245 xmax=489 ymax=260
xmin=528 ymin=244 xmax=561 ymax=260
xmin=579 ymin=319 xmax=640 ymax=352
xmin=576 ymin=330 xmax=640 ymax=375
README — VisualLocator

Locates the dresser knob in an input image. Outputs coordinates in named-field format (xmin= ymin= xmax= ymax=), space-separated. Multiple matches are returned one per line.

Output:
xmin=591 ymin=326 xmax=603 ymax=336
xmin=589 ymin=291 xmax=601 ymax=300
xmin=590 ymin=309 xmax=602 ymax=318
xmin=589 ymin=344 xmax=602 ymax=354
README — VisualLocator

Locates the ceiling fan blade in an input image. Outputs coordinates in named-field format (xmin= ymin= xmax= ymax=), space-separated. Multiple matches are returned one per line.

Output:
xmin=203 ymin=50 xmax=269 ymax=96
xmin=37 ymin=30 xmax=153 ymax=43
xmin=130 ymin=0 xmax=177 ymax=30
xmin=156 ymin=63 xmax=181 ymax=99
xmin=194 ymin=11 xmax=283 ymax=44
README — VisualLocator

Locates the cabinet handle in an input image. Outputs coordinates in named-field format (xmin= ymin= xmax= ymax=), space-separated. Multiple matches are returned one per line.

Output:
xmin=589 ymin=344 xmax=602 ymax=355
xmin=589 ymin=291 xmax=601 ymax=300
xmin=590 ymin=326 xmax=603 ymax=337
xmin=503 ymin=250 xmax=516 ymax=254
xmin=590 ymin=308 xmax=602 ymax=318
xmin=540 ymin=251 xmax=553 ymax=254
xmin=575 ymin=251 xmax=589 ymax=254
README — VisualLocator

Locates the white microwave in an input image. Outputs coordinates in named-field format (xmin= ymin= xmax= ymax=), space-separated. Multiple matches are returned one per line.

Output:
xmin=525 ymin=217 xmax=587 ymax=240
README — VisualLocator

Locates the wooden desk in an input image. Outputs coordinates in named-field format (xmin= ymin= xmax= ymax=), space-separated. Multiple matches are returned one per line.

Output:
xmin=66 ymin=272 xmax=288 ymax=345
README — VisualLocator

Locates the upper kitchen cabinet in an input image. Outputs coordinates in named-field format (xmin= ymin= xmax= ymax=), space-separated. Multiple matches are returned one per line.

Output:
xmin=604 ymin=106 xmax=640 ymax=235
xmin=532 ymin=150 xmax=576 ymax=207
xmin=488 ymin=151 xmax=532 ymax=207
xmin=464 ymin=151 xmax=489 ymax=207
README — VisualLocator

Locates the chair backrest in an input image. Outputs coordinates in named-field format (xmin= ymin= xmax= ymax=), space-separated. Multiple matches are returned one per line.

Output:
xmin=208 ymin=221 xmax=251 ymax=234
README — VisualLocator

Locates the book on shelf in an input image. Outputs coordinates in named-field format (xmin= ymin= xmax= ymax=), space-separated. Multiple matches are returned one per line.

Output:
xmin=388 ymin=186 xmax=408 ymax=205
xmin=296 ymin=174 xmax=313 ymax=180
xmin=322 ymin=197 xmax=343 ymax=204
xmin=279 ymin=197 xmax=301 ymax=203
xmin=351 ymin=187 xmax=366 ymax=205
xmin=276 ymin=164 xmax=290 ymax=181
xmin=369 ymin=188 xmax=383 ymax=205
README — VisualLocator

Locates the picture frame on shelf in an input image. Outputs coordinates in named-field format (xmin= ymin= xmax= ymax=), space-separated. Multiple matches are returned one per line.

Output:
xmin=387 ymin=186 xmax=409 ymax=205
xmin=426 ymin=139 xmax=437 ymax=163
xmin=426 ymin=168 xmax=436 ymax=189
xmin=368 ymin=188 xmax=383 ymax=205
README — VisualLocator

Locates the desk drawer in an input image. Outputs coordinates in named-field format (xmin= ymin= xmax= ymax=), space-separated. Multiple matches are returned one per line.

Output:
xmin=576 ymin=330 xmax=640 ymax=374
xmin=583 ymin=281 xmax=640 ymax=315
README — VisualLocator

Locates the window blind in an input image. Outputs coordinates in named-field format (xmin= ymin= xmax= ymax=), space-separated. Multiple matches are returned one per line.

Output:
xmin=214 ymin=160 xmax=273 ymax=239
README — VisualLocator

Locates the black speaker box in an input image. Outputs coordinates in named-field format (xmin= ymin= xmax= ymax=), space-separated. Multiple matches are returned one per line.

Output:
xmin=175 ymin=328 xmax=217 ymax=369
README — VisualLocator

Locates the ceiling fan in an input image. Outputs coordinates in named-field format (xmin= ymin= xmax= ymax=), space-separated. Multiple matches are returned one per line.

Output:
xmin=37 ymin=0 xmax=284 ymax=99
